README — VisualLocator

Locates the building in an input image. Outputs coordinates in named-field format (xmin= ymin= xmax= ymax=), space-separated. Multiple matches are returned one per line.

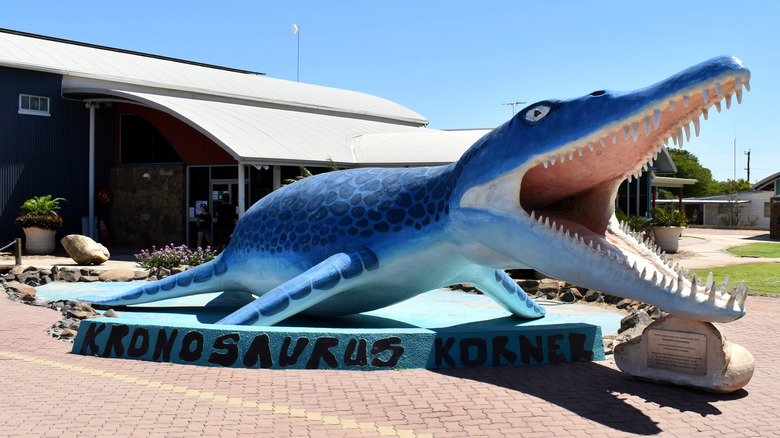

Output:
xmin=656 ymin=172 xmax=780 ymax=229
xmin=0 ymin=29 xmax=488 ymax=249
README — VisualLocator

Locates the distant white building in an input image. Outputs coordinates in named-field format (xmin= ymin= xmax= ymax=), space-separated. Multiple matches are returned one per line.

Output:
xmin=656 ymin=171 xmax=780 ymax=228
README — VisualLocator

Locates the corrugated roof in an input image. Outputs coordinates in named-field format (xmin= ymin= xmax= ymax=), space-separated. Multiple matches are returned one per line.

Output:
xmin=0 ymin=29 xmax=428 ymax=125
xmin=0 ymin=29 xmax=486 ymax=166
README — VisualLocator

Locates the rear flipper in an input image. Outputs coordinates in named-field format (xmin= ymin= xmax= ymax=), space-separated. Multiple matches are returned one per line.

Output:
xmin=470 ymin=269 xmax=546 ymax=319
xmin=217 ymin=247 xmax=379 ymax=326
xmin=78 ymin=257 xmax=231 ymax=306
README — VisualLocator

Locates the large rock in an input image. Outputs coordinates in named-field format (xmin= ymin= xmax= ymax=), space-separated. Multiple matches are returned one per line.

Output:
xmin=614 ymin=315 xmax=754 ymax=393
xmin=60 ymin=235 xmax=110 ymax=265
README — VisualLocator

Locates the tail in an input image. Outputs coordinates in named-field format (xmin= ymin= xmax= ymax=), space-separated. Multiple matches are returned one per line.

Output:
xmin=81 ymin=256 xmax=233 ymax=306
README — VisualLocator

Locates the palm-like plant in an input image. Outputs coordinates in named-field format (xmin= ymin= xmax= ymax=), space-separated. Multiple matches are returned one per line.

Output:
xmin=648 ymin=207 xmax=687 ymax=227
xmin=15 ymin=195 xmax=67 ymax=230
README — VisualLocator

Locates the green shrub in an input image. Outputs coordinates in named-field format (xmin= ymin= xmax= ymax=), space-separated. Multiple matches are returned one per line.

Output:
xmin=135 ymin=244 xmax=217 ymax=270
xmin=15 ymin=195 xmax=66 ymax=230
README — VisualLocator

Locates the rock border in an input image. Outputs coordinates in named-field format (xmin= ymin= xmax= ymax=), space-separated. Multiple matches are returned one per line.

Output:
xmin=2 ymin=264 xmax=666 ymax=352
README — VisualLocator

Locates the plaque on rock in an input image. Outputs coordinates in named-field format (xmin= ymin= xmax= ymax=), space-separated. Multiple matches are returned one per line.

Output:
xmin=647 ymin=329 xmax=707 ymax=375
xmin=614 ymin=314 xmax=755 ymax=393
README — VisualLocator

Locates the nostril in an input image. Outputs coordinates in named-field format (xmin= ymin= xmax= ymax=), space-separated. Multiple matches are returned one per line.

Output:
xmin=590 ymin=90 xmax=606 ymax=96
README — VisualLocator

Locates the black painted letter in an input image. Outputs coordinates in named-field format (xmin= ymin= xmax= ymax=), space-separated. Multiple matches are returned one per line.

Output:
xmin=209 ymin=333 xmax=240 ymax=367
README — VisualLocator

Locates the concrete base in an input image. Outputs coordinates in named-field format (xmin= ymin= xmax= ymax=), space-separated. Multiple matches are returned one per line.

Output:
xmin=614 ymin=315 xmax=754 ymax=393
xmin=60 ymin=287 xmax=620 ymax=370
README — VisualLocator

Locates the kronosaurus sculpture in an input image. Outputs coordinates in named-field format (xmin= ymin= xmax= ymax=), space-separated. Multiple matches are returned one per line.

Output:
xmin=82 ymin=56 xmax=751 ymax=325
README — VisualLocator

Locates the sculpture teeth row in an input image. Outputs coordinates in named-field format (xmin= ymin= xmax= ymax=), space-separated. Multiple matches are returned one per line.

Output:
xmin=527 ymin=209 xmax=748 ymax=312
xmin=540 ymin=75 xmax=750 ymax=179
xmin=616 ymin=220 xmax=748 ymax=312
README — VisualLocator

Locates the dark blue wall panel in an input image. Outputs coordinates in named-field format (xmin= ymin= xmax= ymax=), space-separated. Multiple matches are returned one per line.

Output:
xmin=0 ymin=66 xmax=114 ymax=247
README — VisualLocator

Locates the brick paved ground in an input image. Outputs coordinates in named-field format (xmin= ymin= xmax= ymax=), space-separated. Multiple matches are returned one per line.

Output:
xmin=1 ymin=289 xmax=779 ymax=437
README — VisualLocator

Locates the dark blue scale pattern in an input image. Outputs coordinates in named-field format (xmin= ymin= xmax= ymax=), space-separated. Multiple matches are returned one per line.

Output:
xmin=232 ymin=164 xmax=459 ymax=255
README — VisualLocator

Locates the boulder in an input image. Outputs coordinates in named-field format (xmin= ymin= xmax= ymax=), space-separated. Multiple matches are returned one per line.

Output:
xmin=60 ymin=234 xmax=110 ymax=265
xmin=98 ymin=268 xmax=135 ymax=282
xmin=615 ymin=315 xmax=754 ymax=393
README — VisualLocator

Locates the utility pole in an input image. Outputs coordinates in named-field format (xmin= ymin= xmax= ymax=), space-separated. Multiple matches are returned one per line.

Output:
xmin=744 ymin=149 xmax=751 ymax=182
xmin=292 ymin=24 xmax=300 ymax=82
xmin=501 ymin=101 xmax=526 ymax=116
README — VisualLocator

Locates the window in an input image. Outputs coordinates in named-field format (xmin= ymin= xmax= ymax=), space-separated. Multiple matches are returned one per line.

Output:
xmin=18 ymin=94 xmax=50 ymax=116
xmin=766 ymin=202 xmax=771 ymax=218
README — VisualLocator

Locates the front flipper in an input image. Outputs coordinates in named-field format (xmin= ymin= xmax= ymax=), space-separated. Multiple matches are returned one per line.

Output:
xmin=471 ymin=269 xmax=546 ymax=319
xmin=217 ymin=247 xmax=379 ymax=326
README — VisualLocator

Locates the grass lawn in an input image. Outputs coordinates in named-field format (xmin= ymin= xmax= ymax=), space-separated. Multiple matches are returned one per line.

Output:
xmin=727 ymin=242 xmax=780 ymax=258
xmin=692 ymin=262 xmax=780 ymax=297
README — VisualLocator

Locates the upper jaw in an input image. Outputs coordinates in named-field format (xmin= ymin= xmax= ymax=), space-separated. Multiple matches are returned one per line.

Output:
xmin=512 ymin=60 xmax=751 ymax=322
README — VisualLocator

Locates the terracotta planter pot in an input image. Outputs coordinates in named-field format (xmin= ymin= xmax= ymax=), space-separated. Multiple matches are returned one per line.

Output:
xmin=23 ymin=227 xmax=57 ymax=254
xmin=651 ymin=226 xmax=684 ymax=253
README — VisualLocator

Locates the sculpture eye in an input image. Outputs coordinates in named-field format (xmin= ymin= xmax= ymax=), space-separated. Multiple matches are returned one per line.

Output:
xmin=524 ymin=105 xmax=551 ymax=123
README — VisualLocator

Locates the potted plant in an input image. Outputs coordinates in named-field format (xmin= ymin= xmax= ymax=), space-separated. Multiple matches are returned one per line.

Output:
xmin=648 ymin=207 xmax=688 ymax=253
xmin=15 ymin=195 xmax=66 ymax=254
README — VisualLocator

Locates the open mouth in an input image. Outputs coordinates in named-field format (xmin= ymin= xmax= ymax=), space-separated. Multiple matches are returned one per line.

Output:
xmin=518 ymin=72 xmax=751 ymax=320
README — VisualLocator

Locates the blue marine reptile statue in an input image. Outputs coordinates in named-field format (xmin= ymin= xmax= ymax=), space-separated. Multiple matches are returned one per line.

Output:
xmin=83 ymin=56 xmax=751 ymax=325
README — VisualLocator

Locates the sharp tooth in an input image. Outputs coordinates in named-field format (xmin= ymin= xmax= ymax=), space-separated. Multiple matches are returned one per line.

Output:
xmin=588 ymin=142 xmax=594 ymax=152
xmin=651 ymin=271 xmax=658 ymax=284
xmin=737 ymin=285 xmax=748 ymax=308
xmin=559 ymin=223 xmax=564 ymax=233
xmin=606 ymin=249 xmax=611 ymax=258
xmin=643 ymin=116 xmax=651 ymax=136
xmin=543 ymin=160 xmax=549 ymax=169
xmin=580 ymin=236 xmax=586 ymax=245
xmin=708 ymin=281 xmax=718 ymax=302
xmin=715 ymin=101 xmax=722 ymax=112
xmin=600 ymin=138 xmax=606 ymax=148
xmin=641 ymin=267 xmax=647 ymax=279
xmin=693 ymin=117 xmax=700 ymax=137
xmin=577 ymin=146 xmax=583 ymax=156
xmin=530 ymin=210 xmax=536 ymax=220
xmin=683 ymin=95 xmax=689 ymax=107
xmin=653 ymin=109 xmax=661 ymax=130
xmin=565 ymin=229 xmax=570 ymax=238
xmin=642 ymin=163 xmax=648 ymax=172
xmin=560 ymin=153 xmax=565 ymax=163
xmin=597 ymin=243 xmax=602 ymax=253
xmin=736 ymin=77 xmax=742 ymax=89
xmin=677 ymin=127 xmax=684 ymax=146
xmin=627 ymin=174 xmax=633 ymax=183
xmin=568 ymin=150 xmax=574 ymax=160
xmin=669 ymin=100 xmax=675 ymax=111
xmin=550 ymin=155 xmax=556 ymax=165
xmin=684 ymin=123 xmax=691 ymax=142
xmin=705 ymin=272 xmax=714 ymax=291
xmin=631 ymin=122 xmax=639 ymax=142
xmin=702 ymin=89 xmax=709 ymax=103
xmin=736 ymin=88 xmax=743 ymax=104
xmin=715 ymin=83 xmax=722 ymax=97
xmin=545 ymin=217 xmax=550 ymax=227
xmin=725 ymin=93 xmax=732 ymax=109
xmin=702 ymin=108 xmax=709 ymax=120
xmin=690 ymin=273 xmax=698 ymax=296
xmin=588 ymin=240 xmax=594 ymax=250
xmin=676 ymin=271 xmax=685 ymax=294
xmin=631 ymin=261 xmax=637 ymax=271
xmin=745 ymin=80 xmax=750 ymax=92
xmin=611 ymin=132 xmax=617 ymax=144
xmin=623 ymin=125 xmax=630 ymax=140
xmin=537 ymin=214 xmax=544 ymax=224
xmin=721 ymin=274 xmax=730 ymax=295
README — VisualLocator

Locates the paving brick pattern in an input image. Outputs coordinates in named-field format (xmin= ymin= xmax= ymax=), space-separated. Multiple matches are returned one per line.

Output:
xmin=1 ymin=291 xmax=778 ymax=437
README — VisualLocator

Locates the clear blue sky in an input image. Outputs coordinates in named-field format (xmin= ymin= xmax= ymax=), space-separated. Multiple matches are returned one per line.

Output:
xmin=2 ymin=1 xmax=777 ymax=183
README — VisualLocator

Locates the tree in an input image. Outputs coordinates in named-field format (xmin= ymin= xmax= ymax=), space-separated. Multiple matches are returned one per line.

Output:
xmin=667 ymin=149 xmax=718 ymax=197
xmin=713 ymin=178 xmax=752 ymax=194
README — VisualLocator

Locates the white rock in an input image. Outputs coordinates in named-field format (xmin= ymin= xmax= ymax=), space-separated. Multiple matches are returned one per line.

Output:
xmin=60 ymin=234 xmax=110 ymax=265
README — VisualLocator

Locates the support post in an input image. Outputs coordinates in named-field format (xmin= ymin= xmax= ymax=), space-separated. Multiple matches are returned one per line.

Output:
xmin=238 ymin=162 xmax=246 ymax=217
xmin=86 ymin=102 xmax=98 ymax=240
xmin=14 ymin=238 xmax=22 ymax=266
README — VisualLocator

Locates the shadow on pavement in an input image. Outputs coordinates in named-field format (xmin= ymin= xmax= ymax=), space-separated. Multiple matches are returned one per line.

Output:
xmin=433 ymin=361 xmax=747 ymax=435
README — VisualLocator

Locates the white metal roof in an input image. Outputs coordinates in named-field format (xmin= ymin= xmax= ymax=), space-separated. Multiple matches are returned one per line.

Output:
xmin=0 ymin=30 xmax=427 ymax=125
xmin=0 ymin=29 xmax=488 ymax=167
